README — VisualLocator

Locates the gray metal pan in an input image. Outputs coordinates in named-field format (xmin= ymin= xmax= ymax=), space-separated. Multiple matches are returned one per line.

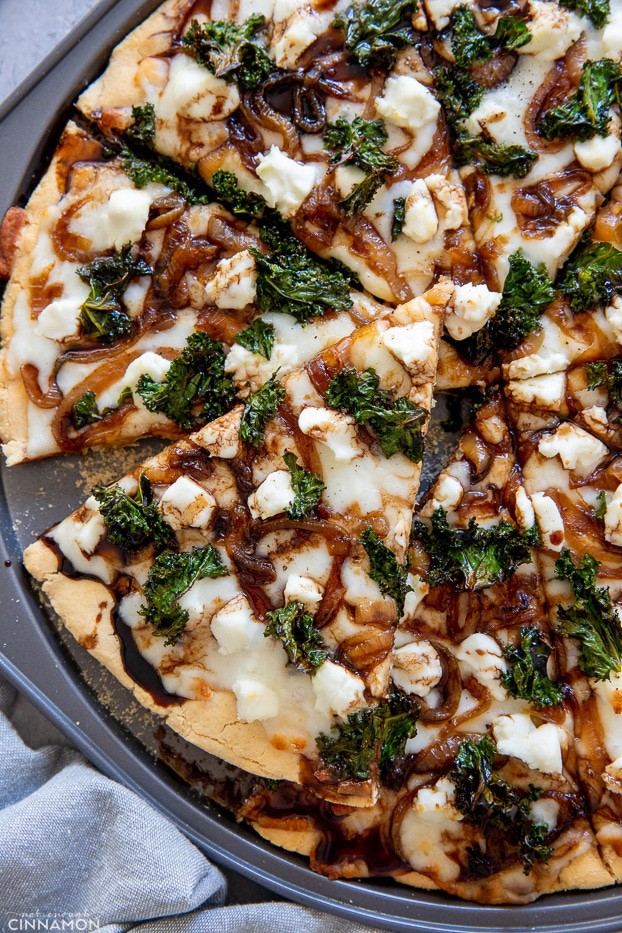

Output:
xmin=1 ymin=2 xmax=622 ymax=929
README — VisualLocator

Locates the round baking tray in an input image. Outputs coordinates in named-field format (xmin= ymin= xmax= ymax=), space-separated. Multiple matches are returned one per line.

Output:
xmin=2 ymin=2 xmax=622 ymax=929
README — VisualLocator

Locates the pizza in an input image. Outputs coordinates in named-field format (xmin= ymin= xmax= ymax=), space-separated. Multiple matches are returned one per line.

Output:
xmin=4 ymin=0 xmax=622 ymax=907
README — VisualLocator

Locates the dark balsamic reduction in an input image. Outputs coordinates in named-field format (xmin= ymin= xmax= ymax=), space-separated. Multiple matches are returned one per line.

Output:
xmin=111 ymin=608 xmax=182 ymax=708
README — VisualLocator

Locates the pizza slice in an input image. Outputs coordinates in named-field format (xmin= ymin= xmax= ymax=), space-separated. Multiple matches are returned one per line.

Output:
xmin=504 ymin=401 xmax=622 ymax=880
xmin=0 ymin=121 xmax=392 ymax=464
xmin=75 ymin=0 xmax=503 ymax=364
xmin=23 ymin=279 xmax=451 ymax=806
xmin=241 ymin=392 xmax=612 ymax=900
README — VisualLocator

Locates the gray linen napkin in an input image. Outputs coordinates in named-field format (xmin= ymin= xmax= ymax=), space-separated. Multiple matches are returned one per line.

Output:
xmin=0 ymin=678 xmax=382 ymax=932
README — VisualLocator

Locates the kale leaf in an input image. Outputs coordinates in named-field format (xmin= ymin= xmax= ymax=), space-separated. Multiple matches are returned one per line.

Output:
xmin=92 ymin=474 xmax=174 ymax=555
xmin=557 ymin=237 xmax=622 ymax=313
xmin=125 ymin=103 xmax=156 ymax=147
xmin=412 ymin=507 xmax=539 ymax=591
xmin=120 ymin=148 xmax=210 ymax=205
xmin=378 ymin=690 xmax=419 ymax=787
xmin=240 ymin=372 xmax=285 ymax=447
xmin=181 ymin=15 xmax=273 ymax=91
xmin=360 ymin=527 xmax=411 ymax=617
xmin=493 ymin=250 xmax=555 ymax=349
xmin=501 ymin=626 xmax=564 ymax=708
xmin=137 ymin=333 xmax=235 ymax=430
xmin=539 ymin=58 xmax=621 ymax=141
xmin=211 ymin=169 xmax=267 ymax=219
xmin=455 ymin=136 xmax=538 ymax=178
xmin=334 ymin=0 xmax=417 ymax=70
xmin=140 ymin=545 xmax=229 ymax=644
xmin=324 ymin=116 xmax=399 ymax=216
xmin=264 ymin=601 xmax=328 ymax=673
xmin=316 ymin=691 xmax=419 ymax=784
xmin=585 ymin=359 xmax=622 ymax=421
xmin=316 ymin=707 xmax=382 ymax=781
xmin=77 ymin=244 xmax=151 ymax=344
xmin=325 ymin=367 xmax=428 ymax=462
xmin=433 ymin=64 xmax=485 ymax=134
xmin=234 ymin=319 xmax=275 ymax=359
xmin=71 ymin=391 xmax=101 ymax=429
xmin=250 ymin=238 xmax=353 ymax=324
xmin=391 ymin=196 xmax=406 ymax=240
xmin=451 ymin=735 xmax=553 ymax=874
xmin=450 ymin=6 xmax=530 ymax=69
xmin=560 ymin=0 xmax=610 ymax=27
xmin=283 ymin=452 xmax=325 ymax=519
xmin=555 ymin=549 xmax=622 ymax=680
xmin=595 ymin=489 xmax=608 ymax=522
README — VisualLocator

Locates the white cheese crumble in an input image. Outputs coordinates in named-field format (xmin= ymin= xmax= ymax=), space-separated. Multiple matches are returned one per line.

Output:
xmin=402 ymin=179 xmax=438 ymax=243
xmin=603 ymin=12 xmax=622 ymax=60
xmin=204 ymin=250 xmax=257 ymax=309
xmin=518 ymin=0 xmax=582 ymax=61
xmin=426 ymin=174 xmax=468 ymax=230
xmin=35 ymin=298 xmax=83 ymax=341
xmin=233 ymin=678 xmax=280 ymax=721
xmin=492 ymin=713 xmax=565 ymax=774
xmin=124 ymin=352 xmax=171 ymax=394
xmin=157 ymin=53 xmax=239 ymax=122
xmin=515 ymin=486 xmax=536 ymax=531
xmin=392 ymin=640 xmax=443 ymax=697
xmin=574 ymin=132 xmax=620 ymax=173
xmin=256 ymin=146 xmax=318 ymax=218
xmin=402 ymin=573 xmax=429 ymax=620
xmin=248 ymin=470 xmax=295 ymax=520
xmin=506 ymin=372 xmax=566 ymax=410
xmin=381 ymin=321 xmax=436 ymax=379
xmin=531 ymin=492 xmax=565 ymax=551
xmin=195 ymin=407 xmax=243 ymax=459
xmin=537 ymin=423 xmax=608 ymax=478
xmin=159 ymin=476 xmax=217 ymax=530
xmin=312 ymin=660 xmax=366 ymax=717
xmin=210 ymin=594 xmax=264 ymax=656
xmin=375 ymin=75 xmax=440 ymax=133
xmin=413 ymin=776 xmax=462 ymax=820
xmin=605 ymin=483 xmax=622 ymax=547
xmin=454 ymin=633 xmax=508 ymax=700
xmin=284 ymin=574 xmax=324 ymax=608
xmin=298 ymin=406 xmax=362 ymax=461
xmin=445 ymin=283 xmax=502 ymax=341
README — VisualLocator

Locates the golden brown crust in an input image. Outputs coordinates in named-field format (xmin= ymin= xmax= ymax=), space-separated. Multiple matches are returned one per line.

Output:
xmin=24 ymin=538 xmax=304 ymax=782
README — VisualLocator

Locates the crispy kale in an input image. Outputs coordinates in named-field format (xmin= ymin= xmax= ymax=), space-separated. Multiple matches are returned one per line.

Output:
xmin=264 ymin=602 xmax=328 ymax=673
xmin=557 ymin=237 xmax=622 ymax=313
xmin=412 ymin=508 xmax=540 ymax=592
xmin=586 ymin=359 xmax=622 ymax=421
xmin=360 ymin=527 xmax=411 ymax=617
xmin=71 ymin=387 xmax=132 ymax=430
xmin=455 ymin=136 xmax=538 ymax=178
xmin=92 ymin=474 xmax=174 ymax=555
xmin=539 ymin=58 xmax=621 ymax=141
xmin=325 ymin=367 xmax=428 ymax=462
xmin=391 ymin=196 xmax=406 ymax=240
xmin=433 ymin=64 xmax=485 ymax=134
xmin=449 ymin=6 xmax=530 ymax=69
xmin=451 ymin=736 xmax=553 ymax=874
xmin=71 ymin=391 xmax=101 ymax=429
xmin=181 ymin=15 xmax=273 ymax=91
xmin=240 ymin=373 xmax=285 ymax=447
xmin=560 ymin=0 xmax=610 ymax=27
xmin=555 ymin=549 xmax=622 ymax=681
xmin=334 ymin=0 xmax=417 ymax=70
xmin=140 ymin=546 xmax=229 ymax=644
xmin=77 ymin=244 xmax=151 ymax=344
xmin=251 ymin=216 xmax=353 ymax=323
xmin=501 ymin=626 xmax=564 ymax=708
xmin=120 ymin=148 xmax=210 ymax=205
xmin=324 ymin=116 xmax=399 ymax=216
xmin=378 ymin=690 xmax=419 ymax=787
xmin=450 ymin=250 xmax=554 ymax=362
xmin=234 ymin=319 xmax=275 ymax=359
xmin=316 ymin=692 xmax=419 ymax=784
xmin=125 ymin=103 xmax=156 ymax=147
xmin=283 ymin=452 xmax=325 ymax=520
xmin=316 ymin=707 xmax=382 ymax=781
xmin=137 ymin=333 xmax=235 ymax=430
xmin=211 ymin=169 xmax=267 ymax=219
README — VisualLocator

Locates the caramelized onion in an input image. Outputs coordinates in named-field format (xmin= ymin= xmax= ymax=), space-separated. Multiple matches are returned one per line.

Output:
xmin=254 ymin=516 xmax=351 ymax=555
xmin=511 ymin=170 xmax=592 ymax=238
xmin=20 ymin=363 xmax=63 ymax=408
xmin=417 ymin=641 xmax=463 ymax=723
xmin=470 ymin=50 xmax=516 ymax=89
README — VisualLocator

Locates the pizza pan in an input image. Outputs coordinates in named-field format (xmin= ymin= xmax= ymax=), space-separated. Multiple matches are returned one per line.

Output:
xmin=2 ymin=3 xmax=622 ymax=929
